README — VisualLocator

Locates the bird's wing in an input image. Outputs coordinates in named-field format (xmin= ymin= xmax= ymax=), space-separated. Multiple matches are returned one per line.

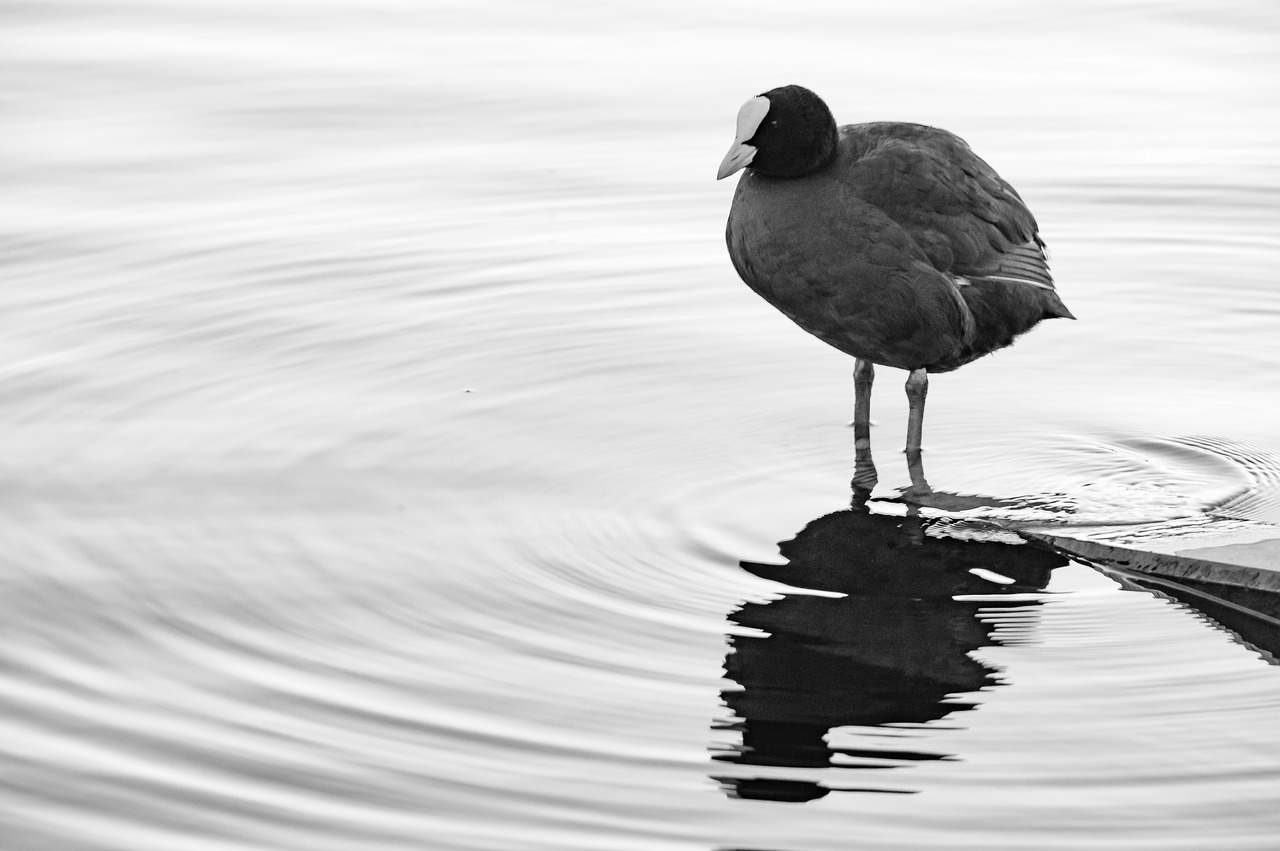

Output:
xmin=839 ymin=123 xmax=1056 ymax=290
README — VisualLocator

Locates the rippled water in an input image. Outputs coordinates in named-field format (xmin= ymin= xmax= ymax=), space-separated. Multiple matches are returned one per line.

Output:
xmin=4 ymin=1 xmax=1280 ymax=849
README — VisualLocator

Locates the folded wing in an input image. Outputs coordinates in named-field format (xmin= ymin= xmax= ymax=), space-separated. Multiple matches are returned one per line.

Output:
xmin=840 ymin=122 xmax=1059 ymax=292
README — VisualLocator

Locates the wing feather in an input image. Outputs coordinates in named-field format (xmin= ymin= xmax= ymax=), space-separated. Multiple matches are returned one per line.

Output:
xmin=839 ymin=123 xmax=1058 ymax=292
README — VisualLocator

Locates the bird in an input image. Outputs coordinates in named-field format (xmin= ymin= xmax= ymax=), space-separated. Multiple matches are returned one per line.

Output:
xmin=717 ymin=84 xmax=1074 ymax=498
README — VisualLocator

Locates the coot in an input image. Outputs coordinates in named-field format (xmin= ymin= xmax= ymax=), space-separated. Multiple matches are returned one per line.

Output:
xmin=718 ymin=85 xmax=1073 ymax=495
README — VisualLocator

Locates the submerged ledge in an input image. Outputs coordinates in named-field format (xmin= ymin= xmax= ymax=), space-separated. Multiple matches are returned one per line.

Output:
xmin=1021 ymin=533 xmax=1280 ymax=593
xmin=1021 ymin=531 xmax=1280 ymax=665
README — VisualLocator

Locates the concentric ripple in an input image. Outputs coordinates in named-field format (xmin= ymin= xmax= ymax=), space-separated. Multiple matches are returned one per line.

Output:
xmin=5 ymin=1 xmax=1280 ymax=850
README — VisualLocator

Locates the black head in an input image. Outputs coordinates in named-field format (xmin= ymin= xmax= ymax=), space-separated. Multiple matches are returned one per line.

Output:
xmin=716 ymin=85 xmax=839 ymax=180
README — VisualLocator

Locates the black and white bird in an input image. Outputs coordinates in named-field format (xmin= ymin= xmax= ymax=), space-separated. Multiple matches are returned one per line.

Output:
xmin=718 ymin=84 xmax=1074 ymax=496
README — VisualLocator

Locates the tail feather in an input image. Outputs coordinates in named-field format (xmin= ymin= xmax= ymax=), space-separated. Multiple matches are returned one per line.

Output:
xmin=1041 ymin=289 xmax=1076 ymax=320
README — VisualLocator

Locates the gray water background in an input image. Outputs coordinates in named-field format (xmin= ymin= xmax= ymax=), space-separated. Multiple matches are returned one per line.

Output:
xmin=4 ymin=1 xmax=1280 ymax=849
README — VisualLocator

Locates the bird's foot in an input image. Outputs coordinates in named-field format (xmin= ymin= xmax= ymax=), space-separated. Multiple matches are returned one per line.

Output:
xmin=850 ymin=483 xmax=875 ymax=509
xmin=898 ymin=483 xmax=934 ymax=503
xmin=851 ymin=455 xmax=878 ymax=495
xmin=895 ymin=489 xmax=1015 ymax=513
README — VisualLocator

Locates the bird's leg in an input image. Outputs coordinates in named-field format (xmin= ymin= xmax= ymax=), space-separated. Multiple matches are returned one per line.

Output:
xmin=903 ymin=368 xmax=932 ymax=496
xmin=851 ymin=358 xmax=878 ymax=497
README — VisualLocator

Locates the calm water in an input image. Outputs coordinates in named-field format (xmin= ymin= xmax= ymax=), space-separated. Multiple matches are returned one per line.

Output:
xmin=4 ymin=1 xmax=1280 ymax=849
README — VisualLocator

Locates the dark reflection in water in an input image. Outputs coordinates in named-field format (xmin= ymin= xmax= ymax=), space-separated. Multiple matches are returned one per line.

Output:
xmin=714 ymin=504 xmax=1066 ymax=801
xmin=1138 ymin=576 xmax=1280 ymax=666
xmin=1039 ymin=537 xmax=1280 ymax=667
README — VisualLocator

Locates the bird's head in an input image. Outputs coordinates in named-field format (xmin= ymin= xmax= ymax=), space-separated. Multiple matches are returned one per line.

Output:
xmin=716 ymin=85 xmax=839 ymax=180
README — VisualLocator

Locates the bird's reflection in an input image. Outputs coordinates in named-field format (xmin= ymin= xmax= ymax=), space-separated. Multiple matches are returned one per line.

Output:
xmin=713 ymin=503 xmax=1066 ymax=801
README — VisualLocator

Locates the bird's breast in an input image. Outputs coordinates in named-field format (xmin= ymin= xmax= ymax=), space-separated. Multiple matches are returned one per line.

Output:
xmin=725 ymin=170 xmax=973 ymax=370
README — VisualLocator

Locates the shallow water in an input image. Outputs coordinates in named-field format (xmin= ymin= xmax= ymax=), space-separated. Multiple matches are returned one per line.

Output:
xmin=3 ymin=1 xmax=1280 ymax=849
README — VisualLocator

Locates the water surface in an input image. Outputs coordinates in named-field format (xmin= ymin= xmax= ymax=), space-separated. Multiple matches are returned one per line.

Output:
xmin=3 ymin=1 xmax=1280 ymax=849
